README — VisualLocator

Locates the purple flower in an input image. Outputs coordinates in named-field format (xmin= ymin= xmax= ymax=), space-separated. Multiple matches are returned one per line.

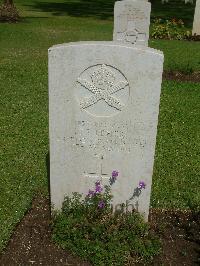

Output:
xmin=112 ymin=170 xmax=119 ymax=178
xmin=95 ymin=181 xmax=101 ymax=186
xmin=95 ymin=185 xmax=103 ymax=193
xmin=95 ymin=180 xmax=103 ymax=193
xmin=139 ymin=181 xmax=146 ymax=189
xmin=98 ymin=200 xmax=105 ymax=209
xmin=87 ymin=189 xmax=95 ymax=197
xmin=110 ymin=170 xmax=118 ymax=185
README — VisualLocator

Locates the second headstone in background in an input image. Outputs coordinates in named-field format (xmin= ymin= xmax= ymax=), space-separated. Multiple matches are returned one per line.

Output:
xmin=113 ymin=0 xmax=151 ymax=46
xmin=193 ymin=0 xmax=200 ymax=36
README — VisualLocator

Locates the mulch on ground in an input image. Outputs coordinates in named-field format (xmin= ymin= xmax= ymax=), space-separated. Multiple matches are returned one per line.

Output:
xmin=163 ymin=71 xmax=200 ymax=83
xmin=0 ymin=196 xmax=199 ymax=266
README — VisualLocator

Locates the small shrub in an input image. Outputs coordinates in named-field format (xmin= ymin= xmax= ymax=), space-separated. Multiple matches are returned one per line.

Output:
xmin=52 ymin=175 xmax=161 ymax=265
xmin=0 ymin=2 xmax=19 ymax=22
xmin=151 ymin=18 xmax=191 ymax=40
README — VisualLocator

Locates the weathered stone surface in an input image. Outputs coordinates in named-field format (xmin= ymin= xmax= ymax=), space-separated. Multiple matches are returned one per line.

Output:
xmin=193 ymin=0 xmax=200 ymax=35
xmin=113 ymin=0 xmax=151 ymax=46
xmin=49 ymin=42 xmax=163 ymax=220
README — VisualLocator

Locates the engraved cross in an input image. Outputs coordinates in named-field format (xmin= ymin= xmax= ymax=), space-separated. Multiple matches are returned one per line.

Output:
xmin=84 ymin=156 xmax=110 ymax=182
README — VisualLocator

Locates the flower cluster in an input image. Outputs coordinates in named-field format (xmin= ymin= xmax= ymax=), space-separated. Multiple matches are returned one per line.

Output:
xmin=87 ymin=180 xmax=103 ymax=198
xmin=86 ymin=171 xmax=146 ymax=210
xmin=98 ymin=200 xmax=105 ymax=209
xmin=151 ymin=18 xmax=189 ymax=40
xmin=95 ymin=181 xmax=103 ymax=193
xmin=87 ymin=189 xmax=95 ymax=197
xmin=86 ymin=170 xmax=119 ymax=209
xmin=109 ymin=170 xmax=118 ymax=185
xmin=171 ymin=18 xmax=184 ymax=26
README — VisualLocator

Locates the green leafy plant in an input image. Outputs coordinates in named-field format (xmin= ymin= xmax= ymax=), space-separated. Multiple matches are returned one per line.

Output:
xmin=151 ymin=18 xmax=191 ymax=40
xmin=52 ymin=172 xmax=160 ymax=265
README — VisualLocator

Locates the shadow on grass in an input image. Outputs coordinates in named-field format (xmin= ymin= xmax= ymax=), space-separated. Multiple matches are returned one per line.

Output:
xmin=25 ymin=0 xmax=195 ymax=26
xmin=25 ymin=0 xmax=115 ymax=20
xmin=19 ymin=16 xmax=49 ymax=24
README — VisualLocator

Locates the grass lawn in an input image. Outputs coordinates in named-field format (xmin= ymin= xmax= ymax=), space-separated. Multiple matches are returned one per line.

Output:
xmin=0 ymin=0 xmax=199 ymax=251
xmin=152 ymin=81 xmax=200 ymax=209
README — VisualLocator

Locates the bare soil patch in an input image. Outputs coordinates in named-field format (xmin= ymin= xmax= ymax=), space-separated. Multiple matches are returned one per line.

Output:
xmin=0 ymin=196 xmax=199 ymax=265
xmin=163 ymin=71 xmax=200 ymax=83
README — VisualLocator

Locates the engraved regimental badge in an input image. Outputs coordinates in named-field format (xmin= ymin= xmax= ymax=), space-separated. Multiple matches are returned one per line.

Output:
xmin=76 ymin=64 xmax=129 ymax=117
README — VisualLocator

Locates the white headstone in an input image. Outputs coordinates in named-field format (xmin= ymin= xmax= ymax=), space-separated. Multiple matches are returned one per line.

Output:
xmin=49 ymin=42 xmax=163 ymax=221
xmin=113 ymin=0 xmax=151 ymax=46
xmin=193 ymin=0 xmax=200 ymax=35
